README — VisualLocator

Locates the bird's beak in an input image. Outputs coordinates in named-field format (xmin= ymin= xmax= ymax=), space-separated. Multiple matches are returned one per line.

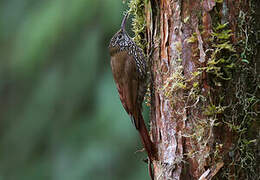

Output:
xmin=121 ymin=12 xmax=129 ymax=31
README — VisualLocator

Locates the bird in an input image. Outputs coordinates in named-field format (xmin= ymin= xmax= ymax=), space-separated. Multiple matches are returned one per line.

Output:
xmin=108 ymin=13 xmax=157 ymax=161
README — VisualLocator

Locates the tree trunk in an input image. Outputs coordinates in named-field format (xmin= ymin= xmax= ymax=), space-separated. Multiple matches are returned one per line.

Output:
xmin=130 ymin=0 xmax=259 ymax=179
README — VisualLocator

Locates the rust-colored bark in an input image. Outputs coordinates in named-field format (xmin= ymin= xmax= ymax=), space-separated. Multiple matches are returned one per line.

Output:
xmin=144 ymin=0 xmax=258 ymax=179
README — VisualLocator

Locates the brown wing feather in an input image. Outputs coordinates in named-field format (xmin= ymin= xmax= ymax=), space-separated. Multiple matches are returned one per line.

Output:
xmin=110 ymin=51 xmax=140 ymax=128
xmin=110 ymin=47 xmax=156 ymax=161
xmin=116 ymin=83 xmax=130 ymax=114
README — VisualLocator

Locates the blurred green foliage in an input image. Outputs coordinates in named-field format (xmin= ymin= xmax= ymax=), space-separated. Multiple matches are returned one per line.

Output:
xmin=0 ymin=0 xmax=150 ymax=179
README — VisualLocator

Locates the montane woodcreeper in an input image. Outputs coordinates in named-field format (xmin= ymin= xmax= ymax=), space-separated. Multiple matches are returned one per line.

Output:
xmin=108 ymin=13 xmax=156 ymax=161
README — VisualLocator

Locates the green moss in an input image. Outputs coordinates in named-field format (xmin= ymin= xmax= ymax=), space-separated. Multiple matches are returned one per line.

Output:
xmin=204 ymin=104 xmax=225 ymax=116
xmin=128 ymin=0 xmax=147 ymax=50
xmin=215 ymin=0 xmax=223 ymax=3
xmin=184 ymin=1 xmax=259 ymax=178
xmin=161 ymin=66 xmax=185 ymax=99
xmin=187 ymin=33 xmax=198 ymax=43
xmin=208 ymin=1 xmax=259 ymax=179
xmin=196 ymin=22 xmax=236 ymax=88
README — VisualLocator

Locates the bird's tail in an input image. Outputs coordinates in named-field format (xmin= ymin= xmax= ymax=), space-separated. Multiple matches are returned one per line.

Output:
xmin=136 ymin=111 xmax=157 ymax=161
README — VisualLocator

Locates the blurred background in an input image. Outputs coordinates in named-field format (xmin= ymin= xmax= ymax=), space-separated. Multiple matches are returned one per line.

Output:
xmin=0 ymin=0 xmax=150 ymax=179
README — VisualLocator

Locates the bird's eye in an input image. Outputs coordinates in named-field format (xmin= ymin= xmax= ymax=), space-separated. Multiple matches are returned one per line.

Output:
xmin=118 ymin=34 xmax=123 ymax=39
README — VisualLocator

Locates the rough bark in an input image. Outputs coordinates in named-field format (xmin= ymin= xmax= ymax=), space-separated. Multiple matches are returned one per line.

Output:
xmin=133 ymin=0 xmax=259 ymax=179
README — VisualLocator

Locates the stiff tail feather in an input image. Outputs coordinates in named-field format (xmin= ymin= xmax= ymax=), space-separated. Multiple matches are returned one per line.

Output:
xmin=135 ymin=111 xmax=157 ymax=161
